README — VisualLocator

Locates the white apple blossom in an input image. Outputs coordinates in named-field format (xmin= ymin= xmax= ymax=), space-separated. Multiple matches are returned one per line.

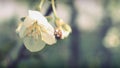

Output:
xmin=16 ymin=10 xmax=56 ymax=52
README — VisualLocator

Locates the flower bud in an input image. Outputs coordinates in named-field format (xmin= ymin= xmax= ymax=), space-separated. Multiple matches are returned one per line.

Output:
xmin=54 ymin=18 xmax=72 ymax=39
xmin=55 ymin=18 xmax=64 ymax=27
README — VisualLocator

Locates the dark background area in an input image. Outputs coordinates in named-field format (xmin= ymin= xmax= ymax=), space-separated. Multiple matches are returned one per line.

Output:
xmin=0 ymin=0 xmax=120 ymax=68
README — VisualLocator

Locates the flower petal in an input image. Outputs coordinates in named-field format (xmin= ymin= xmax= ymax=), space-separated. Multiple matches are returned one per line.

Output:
xmin=28 ymin=10 xmax=54 ymax=33
xmin=28 ymin=10 xmax=47 ymax=25
xmin=16 ymin=23 xmax=22 ymax=33
xmin=23 ymin=36 xmax=46 ymax=52
xmin=62 ymin=24 xmax=72 ymax=33
xmin=19 ymin=25 xmax=26 ymax=38
xmin=41 ymin=30 xmax=56 ymax=45
xmin=28 ymin=10 xmax=56 ymax=45
xmin=18 ymin=16 xmax=36 ymax=38
xmin=39 ymin=23 xmax=56 ymax=45
xmin=61 ymin=30 xmax=70 ymax=39
xmin=23 ymin=16 xmax=35 ymax=28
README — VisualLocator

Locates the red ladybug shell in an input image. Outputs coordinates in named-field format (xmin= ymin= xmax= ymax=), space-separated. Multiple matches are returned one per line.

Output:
xmin=54 ymin=28 xmax=62 ymax=39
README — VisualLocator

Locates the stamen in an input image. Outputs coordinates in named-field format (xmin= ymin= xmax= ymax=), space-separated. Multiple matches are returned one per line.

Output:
xmin=25 ymin=21 xmax=41 ymax=40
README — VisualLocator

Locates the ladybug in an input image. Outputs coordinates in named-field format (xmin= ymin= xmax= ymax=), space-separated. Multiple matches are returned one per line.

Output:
xmin=54 ymin=28 xmax=62 ymax=39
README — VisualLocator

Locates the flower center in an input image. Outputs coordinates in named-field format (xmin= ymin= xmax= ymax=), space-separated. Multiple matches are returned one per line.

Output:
xmin=25 ymin=21 xmax=41 ymax=40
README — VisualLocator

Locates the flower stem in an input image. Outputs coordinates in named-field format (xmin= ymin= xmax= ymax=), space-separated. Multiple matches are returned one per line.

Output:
xmin=51 ymin=0 xmax=58 ymax=18
xmin=39 ymin=0 xmax=45 ymax=11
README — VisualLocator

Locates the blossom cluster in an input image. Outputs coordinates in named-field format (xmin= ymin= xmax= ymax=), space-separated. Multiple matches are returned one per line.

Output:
xmin=16 ymin=1 xmax=72 ymax=52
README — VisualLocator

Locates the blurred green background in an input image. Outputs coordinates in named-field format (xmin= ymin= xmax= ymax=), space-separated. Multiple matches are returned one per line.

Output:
xmin=0 ymin=0 xmax=120 ymax=68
